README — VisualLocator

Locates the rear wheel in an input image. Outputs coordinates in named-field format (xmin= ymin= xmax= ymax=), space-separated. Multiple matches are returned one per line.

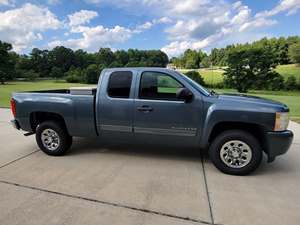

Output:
xmin=36 ymin=121 xmax=72 ymax=156
xmin=209 ymin=130 xmax=262 ymax=175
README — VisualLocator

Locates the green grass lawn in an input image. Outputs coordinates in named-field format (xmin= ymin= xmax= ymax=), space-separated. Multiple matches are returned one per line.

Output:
xmin=0 ymin=80 xmax=89 ymax=108
xmin=275 ymin=64 xmax=300 ymax=80
xmin=179 ymin=68 xmax=224 ymax=85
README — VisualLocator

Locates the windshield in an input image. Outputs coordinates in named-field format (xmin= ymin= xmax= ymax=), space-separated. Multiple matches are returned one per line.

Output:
xmin=175 ymin=71 xmax=211 ymax=96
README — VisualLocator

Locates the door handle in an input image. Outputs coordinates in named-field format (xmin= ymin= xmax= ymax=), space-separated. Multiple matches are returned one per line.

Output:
xmin=137 ymin=105 xmax=153 ymax=112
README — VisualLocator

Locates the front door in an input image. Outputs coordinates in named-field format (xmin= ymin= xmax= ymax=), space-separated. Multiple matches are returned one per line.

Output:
xmin=134 ymin=71 xmax=202 ymax=146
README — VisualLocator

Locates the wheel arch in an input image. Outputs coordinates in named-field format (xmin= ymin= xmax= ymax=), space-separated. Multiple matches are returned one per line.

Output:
xmin=30 ymin=111 xmax=68 ymax=134
xmin=208 ymin=121 xmax=266 ymax=149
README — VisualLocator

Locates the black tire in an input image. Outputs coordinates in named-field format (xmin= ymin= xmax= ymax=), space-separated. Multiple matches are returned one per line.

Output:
xmin=209 ymin=130 xmax=262 ymax=175
xmin=36 ymin=121 xmax=72 ymax=156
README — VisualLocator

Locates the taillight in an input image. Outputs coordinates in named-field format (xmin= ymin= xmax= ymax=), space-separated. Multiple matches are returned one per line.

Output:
xmin=10 ymin=98 xmax=16 ymax=118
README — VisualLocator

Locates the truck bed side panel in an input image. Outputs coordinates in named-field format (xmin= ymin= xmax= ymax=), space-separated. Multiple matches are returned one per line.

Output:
xmin=13 ymin=92 xmax=97 ymax=137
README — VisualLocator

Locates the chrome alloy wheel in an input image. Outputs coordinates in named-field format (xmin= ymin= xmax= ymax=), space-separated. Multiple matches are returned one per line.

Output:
xmin=220 ymin=140 xmax=252 ymax=168
xmin=41 ymin=129 xmax=60 ymax=151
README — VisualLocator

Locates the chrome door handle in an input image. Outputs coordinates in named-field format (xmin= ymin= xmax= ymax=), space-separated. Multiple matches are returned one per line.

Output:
xmin=137 ymin=105 xmax=153 ymax=112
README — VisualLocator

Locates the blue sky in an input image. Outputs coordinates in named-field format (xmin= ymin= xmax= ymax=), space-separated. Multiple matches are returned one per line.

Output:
xmin=0 ymin=0 xmax=300 ymax=56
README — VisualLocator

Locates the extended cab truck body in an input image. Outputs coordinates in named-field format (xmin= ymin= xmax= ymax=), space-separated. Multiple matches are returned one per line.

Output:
xmin=11 ymin=68 xmax=293 ymax=175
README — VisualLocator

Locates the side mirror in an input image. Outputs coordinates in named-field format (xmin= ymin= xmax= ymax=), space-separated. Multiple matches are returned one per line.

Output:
xmin=176 ymin=88 xmax=194 ymax=103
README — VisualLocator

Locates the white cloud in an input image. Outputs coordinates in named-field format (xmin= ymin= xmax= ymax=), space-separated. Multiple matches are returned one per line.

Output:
xmin=239 ymin=17 xmax=277 ymax=32
xmin=0 ymin=3 xmax=61 ymax=52
xmin=256 ymin=0 xmax=300 ymax=18
xmin=49 ymin=25 xmax=132 ymax=51
xmin=0 ymin=0 xmax=13 ymax=6
xmin=84 ymin=0 xmax=299 ymax=56
xmin=68 ymin=10 xmax=98 ymax=27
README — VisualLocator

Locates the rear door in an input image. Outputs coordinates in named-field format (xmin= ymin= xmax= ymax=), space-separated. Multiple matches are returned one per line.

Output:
xmin=97 ymin=70 xmax=135 ymax=140
xmin=133 ymin=71 xmax=202 ymax=146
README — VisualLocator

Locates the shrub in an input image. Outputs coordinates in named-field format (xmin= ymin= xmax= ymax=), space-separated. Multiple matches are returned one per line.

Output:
xmin=50 ymin=67 xmax=63 ymax=79
xmin=285 ymin=76 xmax=298 ymax=90
xmin=65 ymin=68 xmax=84 ymax=83
xmin=24 ymin=70 xmax=39 ymax=81
xmin=288 ymin=42 xmax=300 ymax=64
xmin=83 ymin=64 xmax=104 ymax=84
xmin=266 ymin=74 xmax=285 ymax=91
xmin=184 ymin=71 xmax=206 ymax=86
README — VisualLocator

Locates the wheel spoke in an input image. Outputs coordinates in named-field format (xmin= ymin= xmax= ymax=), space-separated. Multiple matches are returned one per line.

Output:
xmin=41 ymin=129 xmax=60 ymax=151
xmin=220 ymin=140 xmax=252 ymax=169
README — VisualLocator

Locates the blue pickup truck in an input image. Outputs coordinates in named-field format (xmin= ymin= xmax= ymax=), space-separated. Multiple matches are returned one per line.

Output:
xmin=11 ymin=68 xmax=293 ymax=175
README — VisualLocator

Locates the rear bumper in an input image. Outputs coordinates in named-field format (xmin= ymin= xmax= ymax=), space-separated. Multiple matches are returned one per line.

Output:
xmin=264 ymin=130 xmax=293 ymax=162
xmin=11 ymin=119 xmax=20 ymax=130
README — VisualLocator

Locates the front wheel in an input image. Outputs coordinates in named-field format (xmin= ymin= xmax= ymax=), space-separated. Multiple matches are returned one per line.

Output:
xmin=36 ymin=121 xmax=72 ymax=156
xmin=209 ymin=130 xmax=262 ymax=175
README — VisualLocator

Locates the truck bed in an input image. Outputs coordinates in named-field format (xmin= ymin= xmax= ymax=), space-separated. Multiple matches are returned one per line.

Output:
xmin=12 ymin=87 xmax=98 ymax=137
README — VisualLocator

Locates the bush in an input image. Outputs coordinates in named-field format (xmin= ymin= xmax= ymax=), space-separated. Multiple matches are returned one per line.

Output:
xmin=50 ymin=67 xmax=63 ymax=79
xmin=266 ymin=73 xmax=285 ymax=91
xmin=84 ymin=64 xmax=101 ymax=84
xmin=285 ymin=76 xmax=298 ymax=90
xmin=289 ymin=42 xmax=300 ymax=64
xmin=66 ymin=74 xmax=81 ymax=83
xmin=24 ymin=70 xmax=39 ymax=81
xmin=184 ymin=71 xmax=206 ymax=86
xmin=65 ymin=68 xmax=83 ymax=83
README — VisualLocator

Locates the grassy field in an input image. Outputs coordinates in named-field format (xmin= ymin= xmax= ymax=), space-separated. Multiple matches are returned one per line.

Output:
xmin=275 ymin=64 xmax=300 ymax=80
xmin=0 ymin=80 xmax=89 ymax=107
xmin=179 ymin=68 xmax=224 ymax=85
xmin=179 ymin=63 xmax=300 ymax=85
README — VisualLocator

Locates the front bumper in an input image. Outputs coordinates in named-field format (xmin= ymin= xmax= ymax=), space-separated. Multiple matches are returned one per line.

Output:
xmin=11 ymin=119 xmax=20 ymax=130
xmin=264 ymin=130 xmax=293 ymax=162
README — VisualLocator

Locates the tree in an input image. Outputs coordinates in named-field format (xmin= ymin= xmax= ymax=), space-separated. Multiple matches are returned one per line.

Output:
xmin=30 ymin=48 xmax=51 ymax=77
xmin=183 ymin=49 xmax=200 ymax=69
xmin=48 ymin=46 xmax=75 ymax=73
xmin=0 ymin=41 xmax=14 ymax=84
xmin=24 ymin=70 xmax=39 ymax=81
xmin=224 ymin=44 xmax=279 ymax=93
xmin=114 ymin=50 xmax=129 ymax=66
xmin=201 ymin=56 xmax=211 ymax=68
xmin=84 ymin=64 xmax=101 ymax=84
xmin=184 ymin=71 xmax=205 ymax=86
xmin=96 ymin=48 xmax=115 ymax=66
xmin=289 ymin=42 xmax=300 ymax=64
xmin=50 ymin=67 xmax=63 ymax=79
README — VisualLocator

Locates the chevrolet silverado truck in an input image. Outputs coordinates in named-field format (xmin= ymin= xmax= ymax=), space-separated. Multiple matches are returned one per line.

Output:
xmin=10 ymin=68 xmax=293 ymax=175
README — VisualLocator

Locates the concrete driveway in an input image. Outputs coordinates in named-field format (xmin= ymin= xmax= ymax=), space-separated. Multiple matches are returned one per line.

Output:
xmin=0 ymin=108 xmax=299 ymax=225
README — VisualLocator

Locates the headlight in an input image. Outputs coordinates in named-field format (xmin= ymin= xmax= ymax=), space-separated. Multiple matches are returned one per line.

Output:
xmin=274 ymin=112 xmax=289 ymax=131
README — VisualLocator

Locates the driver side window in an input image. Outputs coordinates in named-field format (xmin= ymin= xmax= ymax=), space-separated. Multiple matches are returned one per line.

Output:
xmin=139 ymin=71 xmax=183 ymax=101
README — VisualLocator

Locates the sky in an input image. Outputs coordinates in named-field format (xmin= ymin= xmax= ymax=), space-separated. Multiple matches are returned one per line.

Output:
xmin=0 ymin=0 xmax=300 ymax=57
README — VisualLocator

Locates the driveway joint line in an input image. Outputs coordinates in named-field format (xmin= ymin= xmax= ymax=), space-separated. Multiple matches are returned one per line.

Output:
xmin=0 ymin=180 xmax=213 ymax=225
xmin=0 ymin=150 xmax=40 ymax=169
xmin=200 ymin=153 xmax=215 ymax=225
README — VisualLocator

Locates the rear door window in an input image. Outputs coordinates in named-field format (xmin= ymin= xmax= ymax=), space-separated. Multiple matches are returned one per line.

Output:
xmin=107 ymin=71 xmax=133 ymax=98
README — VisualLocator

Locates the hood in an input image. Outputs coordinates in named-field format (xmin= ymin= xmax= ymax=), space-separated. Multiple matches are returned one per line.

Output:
xmin=217 ymin=93 xmax=289 ymax=112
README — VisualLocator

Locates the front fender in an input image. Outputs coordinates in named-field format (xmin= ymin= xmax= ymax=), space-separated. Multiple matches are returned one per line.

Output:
xmin=199 ymin=101 xmax=275 ymax=148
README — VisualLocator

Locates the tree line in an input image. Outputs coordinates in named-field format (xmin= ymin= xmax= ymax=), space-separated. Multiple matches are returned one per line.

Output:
xmin=170 ymin=36 xmax=300 ymax=69
xmin=0 ymin=41 xmax=169 ymax=84
xmin=172 ymin=36 xmax=300 ymax=92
